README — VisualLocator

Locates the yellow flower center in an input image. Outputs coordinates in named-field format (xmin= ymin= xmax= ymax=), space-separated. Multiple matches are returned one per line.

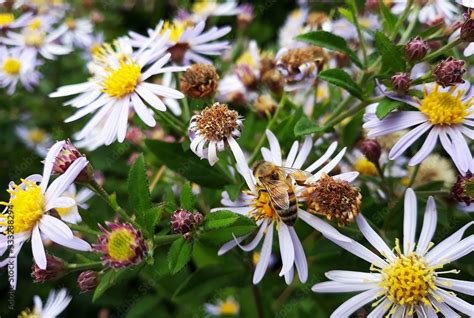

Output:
xmin=28 ymin=128 xmax=47 ymax=144
xmin=65 ymin=17 xmax=76 ymax=29
xmin=161 ymin=20 xmax=188 ymax=42
xmin=249 ymin=189 xmax=276 ymax=221
xmin=419 ymin=85 xmax=472 ymax=126
xmin=0 ymin=13 xmax=15 ymax=26
xmin=0 ymin=180 xmax=45 ymax=234
xmin=101 ymin=60 xmax=141 ymax=98
xmin=107 ymin=229 xmax=136 ymax=262
xmin=89 ymin=43 xmax=102 ymax=56
xmin=24 ymin=30 xmax=45 ymax=47
xmin=192 ymin=0 xmax=215 ymax=14
xmin=353 ymin=157 xmax=377 ymax=176
xmin=237 ymin=51 xmax=256 ymax=67
xmin=18 ymin=308 xmax=39 ymax=318
xmin=2 ymin=58 xmax=21 ymax=75
xmin=28 ymin=18 xmax=42 ymax=30
xmin=218 ymin=299 xmax=239 ymax=316
xmin=252 ymin=251 xmax=260 ymax=266
xmin=381 ymin=246 xmax=436 ymax=307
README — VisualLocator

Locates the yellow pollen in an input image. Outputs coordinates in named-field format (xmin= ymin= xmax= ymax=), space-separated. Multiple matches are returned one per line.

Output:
xmin=419 ymin=85 xmax=472 ymax=126
xmin=107 ymin=229 xmax=136 ymax=262
xmin=381 ymin=245 xmax=437 ymax=307
xmin=89 ymin=43 xmax=102 ymax=56
xmin=192 ymin=0 xmax=215 ymax=14
xmin=0 ymin=13 xmax=15 ymax=26
xmin=2 ymin=58 xmax=21 ymax=75
xmin=17 ymin=308 xmax=39 ymax=318
xmin=28 ymin=18 xmax=42 ymax=30
xmin=65 ymin=18 xmax=76 ymax=29
xmin=218 ymin=299 xmax=239 ymax=316
xmin=101 ymin=60 xmax=141 ymax=98
xmin=252 ymin=252 xmax=260 ymax=266
xmin=353 ymin=157 xmax=377 ymax=176
xmin=24 ymin=30 xmax=45 ymax=47
xmin=161 ymin=20 xmax=188 ymax=42
xmin=28 ymin=128 xmax=47 ymax=144
xmin=250 ymin=189 xmax=276 ymax=221
xmin=237 ymin=51 xmax=257 ymax=67
xmin=0 ymin=180 xmax=45 ymax=234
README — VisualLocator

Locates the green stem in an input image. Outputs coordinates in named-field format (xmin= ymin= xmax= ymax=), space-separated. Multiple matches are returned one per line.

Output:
xmin=65 ymin=261 xmax=102 ymax=272
xmin=350 ymin=1 xmax=368 ymax=66
xmin=407 ymin=164 xmax=420 ymax=188
xmin=88 ymin=180 xmax=133 ymax=224
xmin=415 ymin=190 xmax=450 ymax=196
xmin=390 ymin=0 xmax=414 ymax=41
xmin=68 ymin=224 xmax=101 ymax=236
xmin=182 ymin=96 xmax=190 ymax=123
xmin=422 ymin=38 xmax=463 ymax=61
xmin=248 ymin=92 xmax=286 ymax=164
xmin=154 ymin=110 xmax=185 ymax=134
xmin=154 ymin=234 xmax=181 ymax=246
xmin=400 ymin=5 xmax=420 ymax=43
xmin=252 ymin=284 xmax=265 ymax=318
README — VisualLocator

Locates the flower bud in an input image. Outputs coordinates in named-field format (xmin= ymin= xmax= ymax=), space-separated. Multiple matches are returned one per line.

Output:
xmin=254 ymin=95 xmax=277 ymax=117
xmin=433 ymin=57 xmax=466 ymax=88
xmin=405 ymin=36 xmax=429 ymax=62
xmin=31 ymin=254 xmax=65 ymax=282
xmin=78 ymin=270 xmax=99 ymax=293
xmin=391 ymin=72 xmax=411 ymax=94
xmin=461 ymin=9 xmax=474 ymax=42
xmin=360 ymin=139 xmax=382 ymax=164
xmin=237 ymin=4 xmax=253 ymax=29
xmin=53 ymin=139 xmax=93 ymax=183
xmin=451 ymin=172 xmax=474 ymax=206
xmin=180 ymin=63 xmax=219 ymax=99
xmin=261 ymin=69 xmax=284 ymax=95
xmin=170 ymin=209 xmax=202 ymax=235
xmin=235 ymin=64 xmax=258 ymax=89
xmin=365 ymin=0 xmax=380 ymax=12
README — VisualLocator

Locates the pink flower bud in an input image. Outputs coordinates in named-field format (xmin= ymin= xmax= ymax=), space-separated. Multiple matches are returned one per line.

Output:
xmin=405 ymin=36 xmax=429 ymax=62
xmin=433 ymin=57 xmax=466 ymax=88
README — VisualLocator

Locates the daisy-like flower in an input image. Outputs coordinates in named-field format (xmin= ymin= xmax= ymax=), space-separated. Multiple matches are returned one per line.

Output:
xmin=0 ymin=46 xmax=41 ymax=95
xmin=0 ymin=12 xmax=33 ymax=30
xmin=312 ymin=188 xmax=474 ymax=317
xmin=59 ymin=17 xmax=94 ymax=49
xmin=213 ymin=130 xmax=358 ymax=284
xmin=364 ymin=83 xmax=474 ymax=175
xmin=0 ymin=141 xmax=91 ymax=289
xmin=189 ymin=102 xmax=244 ymax=167
xmin=278 ymin=8 xmax=308 ymax=48
xmin=391 ymin=0 xmax=459 ymax=25
xmin=49 ymin=38 xmax=186 ymax=147
xmin=15 ymin=125 xmax=53 ymax=157
xmin=18 ymin=288 xmax=71 ymax=318
xmin=189 ymin=0 xmax=241 ymax=22
xmin=55 ymin=184 xmax=93 ymax=224
xmin=94 ymin=222 xmax=148 ymax=268
xmin=204 ymin=296 xmax=240 ymax=317
xmin=129 ymin=19 xmax=231 ymax=65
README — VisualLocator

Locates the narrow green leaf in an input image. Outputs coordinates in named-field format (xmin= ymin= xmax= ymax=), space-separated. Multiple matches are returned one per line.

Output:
xmin=296 ymin=31 xmax=362 ymax=67
xmin=380 ymin=1 xmax=397 ymax=31
xmin=375 ymin=32 xmax=406 ymax=72
xmin=146 ymin=140 xmax=232 ymax=188
xmin=168 ymin=237 xmax=193 ymax=274
xmin=204 ymin=210 xmax=239 ymax=230
xmin=180 ymin=182 xmax=195 ymax=210
xmin=294 ymin=117 xmax=324 ymax=137
xmin=319 ymin=69 xmax=363 ymax=99
xmin=376 ymin=98 xmax=401 ymax=119
xmin=93 ymin=269 xmax=129 ymax=302
xmin=128 ymin=154 xmax=152 ymax=234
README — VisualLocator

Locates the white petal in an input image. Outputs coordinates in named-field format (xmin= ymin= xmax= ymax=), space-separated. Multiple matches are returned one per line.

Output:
xmin=425 ymin=221 xmax=473 ymax=264
xmin=367 ymin=297 xmax=391 ymax=318
xmin=298 ymin=210 xmax=352 ymax=242
xmin=305 ymin=141 xmax=338 ymax=173
xmin=289 ymin=226 xmax=308 ymax=283
xmin=436 ymin=277 xmax=474 ymax=296
xmin=415 ymin=196 xmax=437 ymax=255
xmin=32 ymin=225 xmax=46 ymax=270
xmin=131 ymin=92 xmax=156 ymax=126
xmin=434 ymin=288 xmax=474 ymax=316
xmin=39 ymin=215 xmax=74 ymax=242
xmin=434 ymin=235 xmax=473 ymax=265
xmin=325 ymin=270 xmax=382 ymax=284
xmin=388 ymin=122 xmax=431 ymax=160
xmin=40 ymin=141 xmax=66 ymax=192
xmin=235 ymin=220 xmax=267 ymax=251
xmin=58 ymin=236 xmax=91 ymax=251
xmin=266 ymin=130 xmax=282 ymax=166
xmin=330 ymin=288 xmax=382 ymax=318
xmin=403 ymin=188 xmax=417 ymax=255
xmin=218 ymin=234 xmax=249 ymax=256
xmin=356 ymin=214 xmax=395 ymax=261
xmin=253 ymin=223 xmax=274 ymax=284
xmin=292 ymin=136 xmax=312 ymax=169
xmin=278 ymin=223 xmax=295 ymax=276
xmin=312 ymin=281 xmax=379 ymax=293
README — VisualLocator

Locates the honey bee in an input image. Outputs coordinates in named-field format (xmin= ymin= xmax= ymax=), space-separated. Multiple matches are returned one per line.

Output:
xmin=253 ymin=161 xmax=311 ymax=226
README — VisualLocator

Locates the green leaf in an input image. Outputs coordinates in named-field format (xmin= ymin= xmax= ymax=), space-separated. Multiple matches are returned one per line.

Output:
xmin=204 ymin=210 xmax=240 ymax=230
xmin=146 ymin=140 xmax=232 ymax=188
xmin=179 ymin=182 xmax=195 ymax=210
xmin=168 ymin=237 xmax=193 ymax=274
xmin=93 ymin=269 xmax=129 ymax=302
xmin=380 ymin=1 xmax=397 ymax=31
xmin=375 ymin=32 xmax=406 ymax=72
xmin=296 ymin=31 xmax=362 ymax=67
xmin=342 ymin=112 xmax=364 ymax=147
xmin=376 ymin=98 xmax=401 ymax=119
xmin=224 ymin=183 xmax=242 ymax=201
xmin=294 ymin=116 xmax=324 ymax=137
xmin=128 ymin=154 xmax=152 ymax=234
xmin=318 ymin=69 xmax=363 ymax=99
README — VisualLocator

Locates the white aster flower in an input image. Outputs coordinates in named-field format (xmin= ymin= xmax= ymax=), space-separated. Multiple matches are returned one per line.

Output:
xmin=312 ymin=188 xmax=474 ymax=317
xmin=0 ymin=141 xmax=91 ymax=289
xmin=0 ymin=12 xmax=33 ymax=30
xmin=49 ymin=38 xmax=186 ymax=147
xmin=364 ymin=83 xmax=474 ymax=175
xmin=213 ymin=130 xmax=357 ymax=284
xmin=15 ymin=125 xmax=53 ymax=157
xmin=59 ymin=17 xmax=94 ymax=49
xmin=0 ymin=46 xmax=41 ymax=94
xmin=55 ymin=184 xmax=93 ymax=224
xmin=204 ymin=296 xmax=240 ymax=317
xmin=189 ymin=102 xmax=244 ymax=167
xmin=190 ymin=0 xmax=241 ymax=22
xmin=278 ymin=8 xmax=308 ymax=48
xmin=392 ymin=0 xmax=459 ymax=24
xmin=20 ymin=288 xmax=72 ymax=318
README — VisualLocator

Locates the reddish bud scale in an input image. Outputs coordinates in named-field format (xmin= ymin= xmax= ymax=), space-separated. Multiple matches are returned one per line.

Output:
xmin=433 ymin=57 xmax=466 ymax=88
xmin=78 ymin=270 xmax=99 ymax=293
xmin=391 ymin=73 xmax=411 ymax=94
xmin=170 ymin=209 xmax=203 ymax=235
xmin=405 ymin=37 xmax=429 ymax=62
xmin=31 ymin=254 xmax=65 ymax=282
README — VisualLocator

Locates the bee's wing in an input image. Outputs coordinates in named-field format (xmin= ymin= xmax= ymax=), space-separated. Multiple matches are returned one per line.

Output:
xmin=282 ymin=167 xmax=312 ymax=184
xmin=260 ymin=179 xmax=290 ymax=210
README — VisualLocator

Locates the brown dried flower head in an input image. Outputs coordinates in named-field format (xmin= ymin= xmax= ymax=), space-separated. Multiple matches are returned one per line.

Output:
xmin=261 ymin=69 xmax=284 ymax=95
xmin=193 ymin=103 xmax=240 ymax=142
xmin=180 ymin=63 xmax=219 ymax=99
xmin=304 ymin=174 xmax=362 ymax=226
xmin=278 ymin=46 xmax=326 ymax=83
xmin=306 ymin=12 xmax=329 ymax=27
xmin=254 ymin=95 xmax=277 ymax=116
